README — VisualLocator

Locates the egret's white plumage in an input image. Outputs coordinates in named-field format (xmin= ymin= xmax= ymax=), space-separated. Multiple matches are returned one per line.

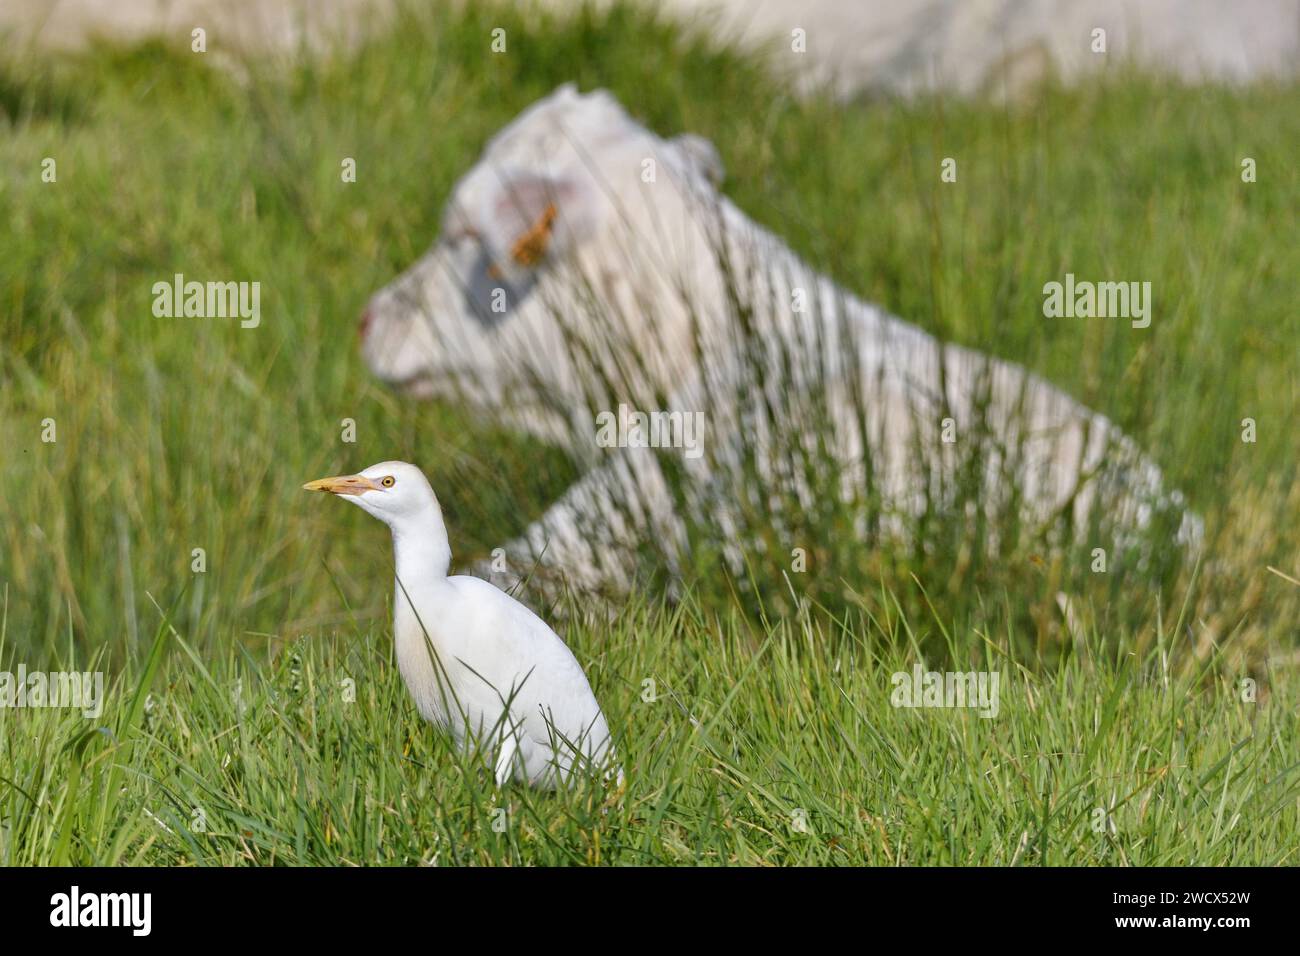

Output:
xmin=304 ymin=460 xmax=618 ymax=789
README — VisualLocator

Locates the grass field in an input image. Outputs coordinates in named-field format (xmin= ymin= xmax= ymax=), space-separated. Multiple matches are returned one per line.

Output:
xmin=2 ymin=591 xmax=1297 ymax=865
xmin=0 ymin=1 xmax=1297 ymax=864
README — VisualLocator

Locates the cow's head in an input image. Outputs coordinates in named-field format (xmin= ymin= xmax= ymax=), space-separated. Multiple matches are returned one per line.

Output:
xmin=359 ymin=85 xmax=724 ymax=436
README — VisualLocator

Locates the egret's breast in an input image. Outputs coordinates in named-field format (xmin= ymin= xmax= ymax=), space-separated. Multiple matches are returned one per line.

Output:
xmin=393 ymin=598 xmax=453 ymax=729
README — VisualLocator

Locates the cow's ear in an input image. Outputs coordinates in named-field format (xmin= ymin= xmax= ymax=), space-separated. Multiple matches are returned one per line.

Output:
xmin=480 ymin=172 xmax=604 ymax=271
xmin=672 ymin=133 xmax=724 ymax=187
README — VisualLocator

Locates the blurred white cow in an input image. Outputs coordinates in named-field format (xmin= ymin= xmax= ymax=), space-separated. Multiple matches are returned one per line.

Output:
xmin=360 ymin=84 xmax=1198 ymax=592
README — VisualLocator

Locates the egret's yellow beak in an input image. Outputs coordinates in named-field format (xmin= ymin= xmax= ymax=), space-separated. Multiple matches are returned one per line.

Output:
xmin=302 ymin=474 xmax=380 ymax=496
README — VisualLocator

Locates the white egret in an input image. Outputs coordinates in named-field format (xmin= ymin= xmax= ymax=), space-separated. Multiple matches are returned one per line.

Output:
xmin=304 ymin=460 xmax=619 ymax=789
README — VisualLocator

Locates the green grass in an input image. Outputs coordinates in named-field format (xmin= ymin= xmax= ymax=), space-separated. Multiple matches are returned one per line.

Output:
xmin=2 ymin=587 xmax=1297 ymax=865
xmin=0 ymin=1 xmax=1297 ymax=864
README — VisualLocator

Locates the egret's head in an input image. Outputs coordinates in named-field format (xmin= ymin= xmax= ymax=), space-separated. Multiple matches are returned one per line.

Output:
xmin=303 ymin=460 xmax=437 ymax=527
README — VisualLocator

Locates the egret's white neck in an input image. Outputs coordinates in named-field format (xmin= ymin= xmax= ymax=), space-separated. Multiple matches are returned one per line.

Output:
xmin=390 ymin=502 xmax=452 ymax=584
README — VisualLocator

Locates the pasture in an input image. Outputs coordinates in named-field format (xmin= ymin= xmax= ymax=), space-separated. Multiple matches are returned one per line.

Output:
xmin=0 ymin=1 xmax=1296 ymax=864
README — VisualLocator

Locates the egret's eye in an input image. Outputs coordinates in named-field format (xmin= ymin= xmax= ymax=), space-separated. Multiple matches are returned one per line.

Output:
xmin=381 ymin=476 xmax=396 ymax=488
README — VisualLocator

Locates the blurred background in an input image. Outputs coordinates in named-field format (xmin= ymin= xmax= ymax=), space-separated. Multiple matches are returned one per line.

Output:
xmin=1 ymin=0 xmax=1297 ymax=665
xmin=5 ymin=0 xmax=1298 ymax=94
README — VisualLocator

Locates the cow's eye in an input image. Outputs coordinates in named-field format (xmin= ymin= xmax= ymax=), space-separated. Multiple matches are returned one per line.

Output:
xmin=446 ymin=227 xmax=482 ymax=249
